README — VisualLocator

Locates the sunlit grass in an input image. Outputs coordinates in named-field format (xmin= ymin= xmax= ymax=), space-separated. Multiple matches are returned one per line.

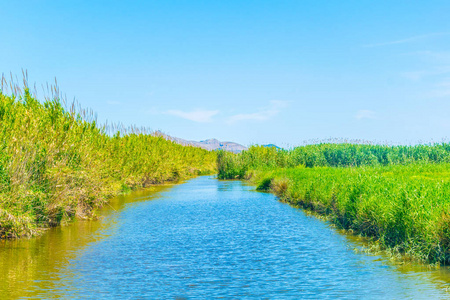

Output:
xmin=0 ymin=79 xmax=216 ymax=238
xmin=218 ymin=145 xmax=450 ymax=264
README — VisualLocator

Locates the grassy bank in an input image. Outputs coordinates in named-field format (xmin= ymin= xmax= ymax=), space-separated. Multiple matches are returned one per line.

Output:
xmin=0 ymin=87 xmax=216 ymax=238
xmin=218 ymin=146 xmax=450 ymax=264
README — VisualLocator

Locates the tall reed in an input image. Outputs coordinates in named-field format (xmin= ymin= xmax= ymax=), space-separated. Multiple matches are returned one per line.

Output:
xmin=218 ymin=144 xmax=450 ymax=179
xmin=218 ymin=145 xmax=450 ymax=264
xmin=0 ymin=79 xmax=216 ymax=238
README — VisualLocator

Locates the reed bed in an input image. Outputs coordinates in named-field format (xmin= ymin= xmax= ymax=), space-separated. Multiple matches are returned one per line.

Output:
xmin=0 ymin=78 xmax=216 ymax=238
xmin=218 ymin=145 xmax=450 ymax=264
xmin=218 ymin=144 xmax=450 ymax=179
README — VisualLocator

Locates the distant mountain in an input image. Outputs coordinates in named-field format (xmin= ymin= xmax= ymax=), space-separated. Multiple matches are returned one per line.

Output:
xmin=154 ymin=131 xmax=247 ymax=153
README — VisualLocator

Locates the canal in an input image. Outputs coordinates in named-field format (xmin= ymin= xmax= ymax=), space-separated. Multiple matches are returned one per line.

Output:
xmin=1 ymin=176 xmax=450 ymax=299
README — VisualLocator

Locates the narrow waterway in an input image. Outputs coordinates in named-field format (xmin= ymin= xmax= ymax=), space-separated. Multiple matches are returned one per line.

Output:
xmin=2 ymin=176 xmax=450 ymax=299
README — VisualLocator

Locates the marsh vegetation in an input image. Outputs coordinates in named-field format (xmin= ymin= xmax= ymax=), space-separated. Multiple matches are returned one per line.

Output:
xmin=218 ymin=144 xmax=450 ymax=264
xmin=0 ymin=79 xmax=216 ymax=238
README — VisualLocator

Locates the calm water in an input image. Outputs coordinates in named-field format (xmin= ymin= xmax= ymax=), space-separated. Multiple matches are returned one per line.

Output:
xmin=2 ymin=176 xmax=450 ymax=299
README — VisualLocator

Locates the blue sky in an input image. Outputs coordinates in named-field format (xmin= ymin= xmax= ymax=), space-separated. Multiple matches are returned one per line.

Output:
xmin=1 ymin=1 xmax=450 ymax=147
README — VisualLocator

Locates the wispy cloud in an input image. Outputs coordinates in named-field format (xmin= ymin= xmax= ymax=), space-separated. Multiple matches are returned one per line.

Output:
xmin=400 ymin=52 xmax=450 ymax=81
xmin=227 ymin=100 xmax=288 ymax=124
xmin=166 ymin=109 xmax=219 ymax=123
xmin=363 ymin=32 xmax=450 ymax=48
xmin=356 ymin=110 xmax=376 ymax=120
xmin=415 ymin=50 xmax=450 ymax=63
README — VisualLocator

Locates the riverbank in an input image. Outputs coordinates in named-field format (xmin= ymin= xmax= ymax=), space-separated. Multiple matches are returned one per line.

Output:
xmin=217 ymin=146 xmax=450 ymax=264
xmin=0 ymin=87 xmax=216 ymax=238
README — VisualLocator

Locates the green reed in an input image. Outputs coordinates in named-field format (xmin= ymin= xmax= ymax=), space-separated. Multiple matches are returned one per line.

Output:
xmin=0 ymin=81 xmax=216 ymax=238
xmin=218 ymin=144 xmax=450 ymax=179
xmin=218 ymin=145 xmax=450 ymax=264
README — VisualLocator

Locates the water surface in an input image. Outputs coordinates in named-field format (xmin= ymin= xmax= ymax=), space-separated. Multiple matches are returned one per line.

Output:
xmin=2 ymin=176 xmax=450 ymax=299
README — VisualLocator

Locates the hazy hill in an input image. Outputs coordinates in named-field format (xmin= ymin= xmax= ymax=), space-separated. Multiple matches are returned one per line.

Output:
xmin=154 ymin=131 xmax=247 ymax=153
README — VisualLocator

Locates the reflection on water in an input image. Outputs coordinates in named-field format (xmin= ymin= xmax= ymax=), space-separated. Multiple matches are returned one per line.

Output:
xmin=0 ymin=185 xmax=172 ymax=299
xmin=1 ymin=177 xmax=450 ymax=299
xmin=341 ymin=232 xmax=450 ymax=294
